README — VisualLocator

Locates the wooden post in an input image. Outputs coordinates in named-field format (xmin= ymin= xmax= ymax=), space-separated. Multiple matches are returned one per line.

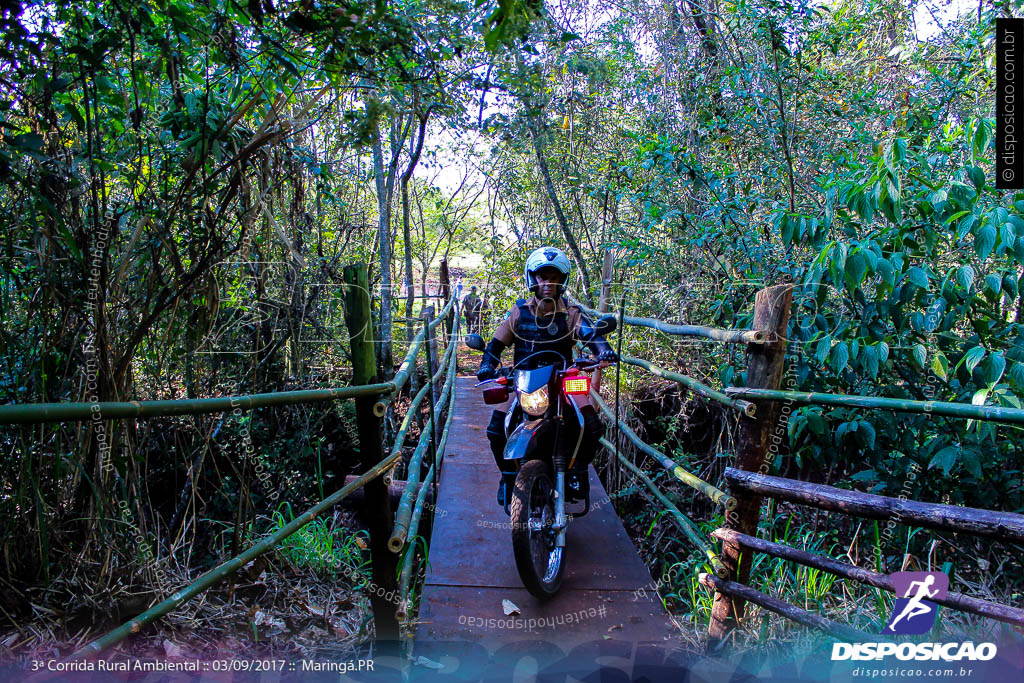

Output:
xmin=438 ymin=258 xmax=453 ymax=336
xmin=592 ymin=249 xmax=614 ymax=392
xmin=708 ymin=283 xmax=792 ymax=645
xmin=343 ymin=263 xmax=399 ymax=642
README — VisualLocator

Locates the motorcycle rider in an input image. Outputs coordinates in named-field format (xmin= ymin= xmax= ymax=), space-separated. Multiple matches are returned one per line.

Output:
xmin=476 ymin=246 xmax=618 ymax=508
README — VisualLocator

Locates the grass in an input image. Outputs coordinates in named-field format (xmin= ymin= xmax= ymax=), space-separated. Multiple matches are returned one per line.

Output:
xmin=268 ymin=503 xmax=369 ymax=579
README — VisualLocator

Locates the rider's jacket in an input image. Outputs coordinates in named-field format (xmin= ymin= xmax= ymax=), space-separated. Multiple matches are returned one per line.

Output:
xmin=511 ymin=298 xmax=573 ymax=368
xmin=492 ymin=295 xmax=585 ymax=369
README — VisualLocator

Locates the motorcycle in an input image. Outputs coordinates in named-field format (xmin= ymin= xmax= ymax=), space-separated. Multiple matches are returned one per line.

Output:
xmin=464 ymin=315 xmax=617 ymax=599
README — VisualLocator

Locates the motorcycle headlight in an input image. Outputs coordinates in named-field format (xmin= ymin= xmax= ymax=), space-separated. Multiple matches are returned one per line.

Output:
xmin=519 ymin=386 xmax=549 ymax=416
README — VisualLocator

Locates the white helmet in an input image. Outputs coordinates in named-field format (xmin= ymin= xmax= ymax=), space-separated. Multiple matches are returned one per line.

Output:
xmin=524 ymin=246 xmax=572 ymax=294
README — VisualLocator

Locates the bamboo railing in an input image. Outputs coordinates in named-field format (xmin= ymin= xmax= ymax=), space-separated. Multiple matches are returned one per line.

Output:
xmin=576 ymin=275 xmax=1023 ymax=647
xmin=20 ymin=263 xmax=465 ymax=659
xmin=599 ymin=437 xmax=727 ymax=578
xmin=389 ymin=330 xmax=459 ymax=551
xmin=590 ymin=390 xmax=736 ymax=511
xmin=396 ymin=374 xmax=458 ymax=621
xmin=71 ymin=444 xmax=408 ymax=659
xmin=574 ymin=301 xmax=767 ymax=344
xmin=377 ymin=292 xmax=458 ymax=416
xmin=0 ymin=304 xmax=457 ymax=427
xmin=725 ymin=468 xmax=1024 ymax=543
xmin=18 ymin=258 xmax=1024 ymax=657
xmin=699 ymin=573 xmax=867 ymax=641
xmin=0 ymin=384 xmax=394 ymax=425
xmin=708 ymin=468 xmax=1024 ymax=639
xmin=726 ymin=387 xmax=1024 ymax=425
xmin=693 ymin=284 xmax=1024 ymax=643
xmin=711 ymin=528 xmax=1024 ymax=628
xmin=621 ymin=355 xmax=755 ymax=417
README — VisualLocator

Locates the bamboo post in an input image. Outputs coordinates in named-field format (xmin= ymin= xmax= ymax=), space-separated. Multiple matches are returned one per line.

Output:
xmin=708 ymin=283 xmax=792 ymax=644
xmin=343 ymin=263 xmax=399 ymax=642
xmin=592 ymin=249 xmax=614 ymax=392
xmin=422 ymin=305 xmax=440 ymax=488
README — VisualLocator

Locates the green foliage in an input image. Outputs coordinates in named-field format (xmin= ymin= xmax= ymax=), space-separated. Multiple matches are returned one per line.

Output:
xmin=0 ymin=0 xmax=491 ymax=592
xmin=2 ymin=0 xmax=1023 ymax=648
xmin=483 ymin=0 xmax=545 ymax=51
xmin=270 ymin=504 xmax=369 ymax=578
xmin=776 ymin=115 xmax=1024 ymax=508
xmin=479 ymin=0 xmax=1022 ymax=516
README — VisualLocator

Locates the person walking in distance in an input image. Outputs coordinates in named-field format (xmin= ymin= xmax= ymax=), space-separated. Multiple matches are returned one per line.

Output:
xmin=463 ymin=286 xmax=482 ymax=335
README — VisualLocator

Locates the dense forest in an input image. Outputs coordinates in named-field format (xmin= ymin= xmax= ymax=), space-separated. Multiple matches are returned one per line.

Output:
xmin=0 ymin=0 xmax=1021 ymax=671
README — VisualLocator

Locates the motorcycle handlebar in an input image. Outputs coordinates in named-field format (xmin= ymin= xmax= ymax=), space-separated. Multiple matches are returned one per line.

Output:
xmin=572 ymin=356 xmax=614 ymax=371
xmin=473 ymin=367 xmax=512 ymax=387
xmin=475 ymin=358 xmax=613 ymax=387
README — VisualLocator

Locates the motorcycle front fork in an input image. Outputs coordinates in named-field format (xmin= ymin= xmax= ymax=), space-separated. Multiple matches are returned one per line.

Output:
xmin=551 ymin=469 xmax=567 ymax=547
xmin=549 ymin=397 xmax=580 ymax=547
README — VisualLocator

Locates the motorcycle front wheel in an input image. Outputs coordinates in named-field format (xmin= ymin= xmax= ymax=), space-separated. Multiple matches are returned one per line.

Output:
xmin=510 ymin=459 xmax=565 ymax=599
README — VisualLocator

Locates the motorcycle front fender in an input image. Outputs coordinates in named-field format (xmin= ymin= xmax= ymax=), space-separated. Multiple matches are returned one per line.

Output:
xmin=503 ymin=418 xmax=547 ymax=461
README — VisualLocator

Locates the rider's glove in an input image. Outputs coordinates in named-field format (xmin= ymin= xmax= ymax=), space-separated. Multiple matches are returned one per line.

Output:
xmin=588 ymin=337 xmax=618 ymax=363
xmin=477 ymin=338 xmax=507 ymax=381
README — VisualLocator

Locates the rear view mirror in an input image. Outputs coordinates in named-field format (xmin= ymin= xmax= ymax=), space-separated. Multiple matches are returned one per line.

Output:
xmin=464 ymin=334 xmax=485 ymax=351
xmin=594 ymin=314 xmax=617 ymax=336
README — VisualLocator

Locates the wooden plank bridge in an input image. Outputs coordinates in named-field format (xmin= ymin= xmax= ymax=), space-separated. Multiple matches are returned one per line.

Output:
xmin=410 ymin=377 xmax=695 ymax=677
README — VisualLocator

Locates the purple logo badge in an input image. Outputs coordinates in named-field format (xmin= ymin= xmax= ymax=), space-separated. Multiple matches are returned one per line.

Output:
xmin=884 ymin=571 xmax=949 ymax=635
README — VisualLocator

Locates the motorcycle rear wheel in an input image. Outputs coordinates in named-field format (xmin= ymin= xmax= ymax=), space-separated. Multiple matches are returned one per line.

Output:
xmin=510 ymin=459 xmax=565 ymax=599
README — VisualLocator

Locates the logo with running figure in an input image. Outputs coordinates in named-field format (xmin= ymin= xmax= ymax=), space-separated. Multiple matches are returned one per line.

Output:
xmin=885 ymin=571 xmax=949 ymax=635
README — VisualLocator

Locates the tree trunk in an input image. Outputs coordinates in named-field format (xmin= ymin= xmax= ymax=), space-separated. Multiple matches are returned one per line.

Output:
xmin=525 ymin=113 xmax=594 ymax=305
xmin=369 ymin=106 xmax=410 ymax=378
xmin=592 ymin=249 xmax=614 ymax=392
xmin=370 ymin=124 xmax=392 ymax=377
xmin=402 ymin=111 xmax=430 ymax=343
